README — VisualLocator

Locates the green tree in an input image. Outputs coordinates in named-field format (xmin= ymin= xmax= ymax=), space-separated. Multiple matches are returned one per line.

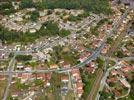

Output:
xmin=30 ymin=10 xmax=39 ymax=21
xmin=58 ymin=29 xmax=71 ymax=37
xmin=20 ymin=0 xmax=35 ymax=8
xmin=107 ymin=37 xmax=113 ymax=44
xmin=96 ymin=57 xmax=104 ymax=68
xmin=15 ymin=55 xmax=32 ymax=61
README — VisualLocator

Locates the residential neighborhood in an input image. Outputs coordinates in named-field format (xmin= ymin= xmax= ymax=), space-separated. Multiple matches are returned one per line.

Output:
xmin=0 ymin=0 xmax=134 ymax=100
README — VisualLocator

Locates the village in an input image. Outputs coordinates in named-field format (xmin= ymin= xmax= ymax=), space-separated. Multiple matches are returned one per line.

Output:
xmin=0 ymin=0 xmax=134 ymax=100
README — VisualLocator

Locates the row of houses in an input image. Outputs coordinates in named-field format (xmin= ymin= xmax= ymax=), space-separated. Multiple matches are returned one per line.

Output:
xmin=71 ymin=68 xmax=83 ymax=98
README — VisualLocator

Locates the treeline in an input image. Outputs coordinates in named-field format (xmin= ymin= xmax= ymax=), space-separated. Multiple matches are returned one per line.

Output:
xmin=15 ymin=55 xmax=32 ymax=61
xmin=20 ymin=0 xmax=112 ymax=15
xmin=0 ymin=21 xmax=70 ymax=44
xmin=0 ymin=1 xmax=16 ymax=15
xmin=0 ymin=0 xmax=112 ymax=15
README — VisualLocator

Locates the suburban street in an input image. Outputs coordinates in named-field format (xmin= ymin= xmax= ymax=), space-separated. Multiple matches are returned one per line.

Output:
xmin=0 ymin=1 xmax=134 ymax=100
xmin=0 ymin=40 xmax=104 ymax=75
xmin=87 ymin=7 xmax=131 ymax=100
xmin=2 ymin=55 xmax=16 ymax=100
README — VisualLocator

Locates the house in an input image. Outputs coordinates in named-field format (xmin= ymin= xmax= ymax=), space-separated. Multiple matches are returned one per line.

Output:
xmin=12 ymin=91 xmax=20 ymax=98
xmin=106 ymin=77 xmax=117 ymax=83
xmin=79 ymin=56 xmax=87 ymax=63
xmin=77 ymin=46 xmax=85 ymax=53
xmin=119 ymin=78 xmax=131 ymax=88
xmin=77 ymin=89 xmax=83 ymax=98
xmin=76 ymin=82 xmax=83 ymax=98
xmin=36 ymin=73 xmax=51 ymax=81
xmin=76 ymin=82 xmax=83 ymax=90
xmin=0 ymin=75 xmax=5 ymax=80
xmin=46 ymin=81 xmax=51 ymax=87
xmin=111 ymin=70 xmax=118 ymax=76
xmin=86 ymin=67 xmax=95 ymax=74
xmin=36 ymin=73 xmax=45 ymax=80
xmin=79 ymin=51 xmax=91 ymax=62
xmin=16 ymin=62 xmax=24 ymax=69
xmin=50 ymin=64 xmax=59 ymax=69
xmin=29 ymin=29 xmax=36 ymax=33
xmin=59 ymin=60 xmax=70 ymax=68
xmin=20 ymin=73 xmax=31 ymax=83
xmin=71 ymin=68 xmax=83 ymax=97
xmin=61 ymin=76 xmax=69 ymax=83
xmin=121 ymin=66 xmax=131 ymax=72
xmin=35 ymin=73 xmax=51 ymax=87
xmin=71 ymin=68 xmax=80 ymax=77
xmin=113 ymin=89 xmax=121 ymax=97
xmin=18 ymin=67 xmax=32 ymax=83
xmin=63 ymin=63 xmax=70 ymax=68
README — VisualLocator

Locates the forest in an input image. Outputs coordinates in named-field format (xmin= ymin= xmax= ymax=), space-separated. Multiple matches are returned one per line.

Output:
xmin=20 ymin=0 xmax=112 ymax=15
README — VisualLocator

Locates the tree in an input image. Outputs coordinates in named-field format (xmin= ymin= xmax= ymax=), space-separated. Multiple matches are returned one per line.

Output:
xmin=114 ymin=51 xmax=124 ymax=58
xmin=9 ymin=53 xmax=14 ymax=58
xmin=41 ymin=21 xmax=59 ymax=36
xmin=34 ymin=79 xmax=44 ymax=86
xmin=107 ymin=37 xmax=113 ymax=44
xmin=30 ymin=10 xmax=39 ymax=22
xmin=58 ymin=29 xmax=71 ymax=37
xmin=15 ymin=55 xmax=32 ymax=61
xmin=96 ymin=57 xmax=104 ymax=68
xmin=20 ymin=0 xmax=35 ymax=8
xmin=19 ymin=0 xmax=112 ymax=15
xmin=0 ymin=1 xmax=15 ymax=15
xmin=130 ymin=83 xmax=134 ymax=99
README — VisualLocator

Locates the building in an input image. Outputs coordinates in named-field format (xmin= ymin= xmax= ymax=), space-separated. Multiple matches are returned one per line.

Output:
xmin=50 ymin=64 xmax=59 ymax=69
xmin=61 ymin=76 xmax=69 ymax=83
xmin=119 ymin=78 xmax=131 ymax=88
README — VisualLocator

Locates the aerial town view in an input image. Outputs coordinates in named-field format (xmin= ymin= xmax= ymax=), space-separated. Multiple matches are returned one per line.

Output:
xmin=0 ymin=0 xmax=134 ymax=100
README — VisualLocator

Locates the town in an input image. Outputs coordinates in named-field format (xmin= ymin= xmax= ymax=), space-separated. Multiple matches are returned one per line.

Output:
xmin=0 ymin=0 xmax=134 ymax=100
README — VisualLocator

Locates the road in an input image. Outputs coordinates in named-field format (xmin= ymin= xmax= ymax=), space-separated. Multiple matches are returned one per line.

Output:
xmin=0 ymin=41 xmax=104 ymax=75
xmin=0 ymin=8 xmax=127 ymax=99
xmin=95 ymin=7 xmax=132 ymax=100
xmin=35 ymin=16 xmax=103 ymax=51
xmin=2 ymin=55 xmax=16 ymax=100
xmin=0 ymin=15 xmax=102 ymax=56
xmin=0 ymin=6 xmax=132 ymax=100
xmin=23 ymin=91 xmax=34 ymax=100
xmin=88 ymin=7 xmax=131 ymax=100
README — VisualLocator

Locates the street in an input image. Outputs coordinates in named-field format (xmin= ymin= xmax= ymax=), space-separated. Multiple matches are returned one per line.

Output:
xmin=88 ymin=7 xmax=131 ymax=100
xmin=2 ymin=55 xmax=16 ymax=100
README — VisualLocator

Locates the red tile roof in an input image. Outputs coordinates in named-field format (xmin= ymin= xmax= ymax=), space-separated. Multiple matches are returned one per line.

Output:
xmin=76 ymin=82 xmax=83 ymax=89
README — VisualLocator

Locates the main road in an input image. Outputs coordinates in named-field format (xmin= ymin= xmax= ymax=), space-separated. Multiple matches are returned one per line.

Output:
xmin=88 ymin=7 xmax=131 ymax=100
xmin=0 ymin=41 xmax=104 ymax=75
xmin=95 ymin=7 xmax=132 ymax=100
xmin=2 ymin=54 xmax=16 ymax=100
xmin=0 ymin=7 xmax=131 ymax=100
